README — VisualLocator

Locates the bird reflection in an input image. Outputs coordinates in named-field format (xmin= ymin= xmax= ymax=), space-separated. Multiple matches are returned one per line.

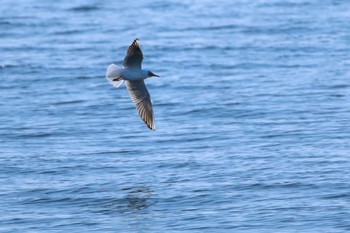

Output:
xmin=123 ymin=186 xmax=157 ymax=211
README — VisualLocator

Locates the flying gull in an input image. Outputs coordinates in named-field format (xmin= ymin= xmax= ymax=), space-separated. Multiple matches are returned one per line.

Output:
xmin=106 ymin=39 xmax=159 ymax=130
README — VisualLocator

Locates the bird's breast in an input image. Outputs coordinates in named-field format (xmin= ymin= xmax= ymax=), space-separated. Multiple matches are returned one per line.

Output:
xmin=121 ymin=69 xmax=148 ymax=81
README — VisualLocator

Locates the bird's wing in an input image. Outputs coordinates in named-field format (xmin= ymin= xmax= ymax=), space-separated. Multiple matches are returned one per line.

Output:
xmin=125 ymin=80 xmax=156 ymax=130
xmin=123 ymin=39 xmax=143 ymax=68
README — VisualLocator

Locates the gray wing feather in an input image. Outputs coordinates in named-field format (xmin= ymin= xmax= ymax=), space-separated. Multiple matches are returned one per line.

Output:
xmin=125 ymin=80 xmax=156 ymax=130
xmin=123 ymin=39 xmax=143 ymax=68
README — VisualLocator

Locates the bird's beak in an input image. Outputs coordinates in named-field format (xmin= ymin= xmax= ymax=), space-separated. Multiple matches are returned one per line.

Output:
xmin=152 ymin=73 xmax=160 ymax=78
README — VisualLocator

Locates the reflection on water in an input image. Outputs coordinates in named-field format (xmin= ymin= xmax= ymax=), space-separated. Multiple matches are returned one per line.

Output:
xmin=97 ymin=186 xmax=157 ymax=215
xmin=125 ymin=187 xmax=157 ymax=211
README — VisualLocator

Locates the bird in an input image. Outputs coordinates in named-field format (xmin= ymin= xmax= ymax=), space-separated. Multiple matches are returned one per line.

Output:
xmin=106 ymin=39 xmax=159 ymax=130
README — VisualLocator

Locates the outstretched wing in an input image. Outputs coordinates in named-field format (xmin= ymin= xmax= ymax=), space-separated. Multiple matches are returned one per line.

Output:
xmin=123 ymin=39 xmax=143 ymax=68
xmin=125 ymin=80 xmax=156 ymax=130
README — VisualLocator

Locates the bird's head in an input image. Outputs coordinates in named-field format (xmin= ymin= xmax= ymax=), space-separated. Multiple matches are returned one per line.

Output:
xmin=148 ymin=71 xmax=159 ymax=78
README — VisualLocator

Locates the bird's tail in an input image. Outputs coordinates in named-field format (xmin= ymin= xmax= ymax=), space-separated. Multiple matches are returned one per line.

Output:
xmin=106 ymin=64 xmax=124 ymax=88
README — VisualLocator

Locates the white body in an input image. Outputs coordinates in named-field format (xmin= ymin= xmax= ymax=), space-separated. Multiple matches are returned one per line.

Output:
xmin=106 ymin=64 xmax=149 ymax=88
xmin=121 ymin=68 xmax=148 ymax=81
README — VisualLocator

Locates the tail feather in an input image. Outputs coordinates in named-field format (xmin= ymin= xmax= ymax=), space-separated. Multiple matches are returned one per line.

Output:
xmin=106 ymin=64 xmax=124 ymax=88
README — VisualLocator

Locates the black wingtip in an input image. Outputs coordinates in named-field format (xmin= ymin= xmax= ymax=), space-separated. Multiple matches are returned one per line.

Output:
xmin=146 ymin=123 xmax=156 ymax=131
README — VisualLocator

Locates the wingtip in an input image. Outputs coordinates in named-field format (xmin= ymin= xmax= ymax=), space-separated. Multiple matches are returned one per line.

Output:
xmin=147 ymin=124 xmax=156 ymax=131
xmin=133 ymin=38 xmax=140 ymax=44
xmin=134 ymin=38 xmax=141 ymax=46
xmin=130 ymin=38 xmax=141 ymax=49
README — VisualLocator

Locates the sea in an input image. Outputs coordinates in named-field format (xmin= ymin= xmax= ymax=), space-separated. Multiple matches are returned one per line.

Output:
xmin=1 ymin=0 xmax=350 ymax=232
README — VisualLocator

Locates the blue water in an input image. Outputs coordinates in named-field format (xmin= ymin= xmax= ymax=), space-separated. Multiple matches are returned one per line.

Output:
xmin=1 ymin=0 xmax=350 ymax=232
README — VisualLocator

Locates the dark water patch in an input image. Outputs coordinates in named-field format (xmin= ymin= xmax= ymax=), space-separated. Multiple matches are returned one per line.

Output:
xmin=328 ymin=84 xmax=349 ymax=89
xmin=184 ymin=24 xmax=238 ymax=32
xmin=11 ymin=132 xmax=55 ymax=139
xmin=83 ymin=149 xmax=144 ymax=156
xmin=260 ymin=1 xmax=314 ymax=8
xmin=69 ymin=5 xmax=100 ymax=12
xmin=329 ymin=94 xmax=345 ymax=98
xmin=76 ymin=76 xmax=91 ymax=80
xmin=245 ymin=181 xmax=319 ymax=191
xmin=321 ymin=193 xmax=350 ymax=200
xmin=145 ymin=1 xmax=189 ymax=10
xmin=0 ymin=63 xmax=25 ymax=70
xmin=241 ymin=25 xmax=317 ymax=35
xmin=52 ymin=29 xmax=87 ymax=35
xmin=53 ymin=100 xmax=85 ymax=106
xmin=0 ymin=20 xmax=11 ymax=25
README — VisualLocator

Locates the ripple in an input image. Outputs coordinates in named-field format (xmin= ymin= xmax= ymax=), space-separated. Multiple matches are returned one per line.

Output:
xmin=69 ymin=5 xmax=100 ymax=12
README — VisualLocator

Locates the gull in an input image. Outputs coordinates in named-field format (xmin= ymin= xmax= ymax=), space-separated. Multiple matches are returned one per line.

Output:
xmin=106 ymin=39 xmax=159 ymax=130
